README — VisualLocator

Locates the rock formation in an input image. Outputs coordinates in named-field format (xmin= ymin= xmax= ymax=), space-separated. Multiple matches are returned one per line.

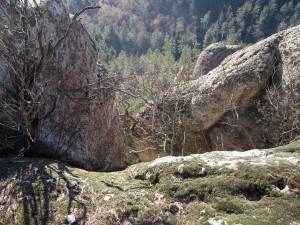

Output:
xmin=134 ymin=25 xmax=300 ymax=155
xmin=0 ymin=0 xmax=127 ymax=170
xmin=209 ymin=25 xmax=300 ymax=151
xmin=191 ymin=43 xmax=241 ymax=80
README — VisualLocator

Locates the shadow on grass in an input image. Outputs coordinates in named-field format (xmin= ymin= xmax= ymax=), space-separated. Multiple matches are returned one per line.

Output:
xmin=0 ymin=158 xmax=87 ymax=225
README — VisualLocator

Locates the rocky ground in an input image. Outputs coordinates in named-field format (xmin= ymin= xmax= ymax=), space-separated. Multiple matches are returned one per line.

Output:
xmin=0 ymin=140 xmax=300 ymax=225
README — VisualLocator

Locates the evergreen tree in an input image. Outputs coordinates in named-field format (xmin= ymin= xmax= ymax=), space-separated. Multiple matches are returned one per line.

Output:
xmin=104 ymin=25 xmax=122 ymax=54
xmin=150 ymin=31 xmax=164 ymax=51
xmin=163 ymin=34 xmax=177 ymax=57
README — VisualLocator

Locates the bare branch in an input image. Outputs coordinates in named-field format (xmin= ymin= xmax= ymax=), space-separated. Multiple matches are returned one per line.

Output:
xmin=72 ymin=5 xmax=101 ymax=21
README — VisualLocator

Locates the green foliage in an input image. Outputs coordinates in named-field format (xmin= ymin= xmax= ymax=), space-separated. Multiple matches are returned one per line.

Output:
xmin=214 ymin=199 xmax=244 ymax=214
xmin=163 ymin=34 xmax=176 ymax=57
xmin=150 ymin=31 xmax=164 ymax=52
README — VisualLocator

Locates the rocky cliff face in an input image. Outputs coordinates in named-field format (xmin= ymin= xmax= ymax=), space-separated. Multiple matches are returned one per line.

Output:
xmin=134 ymin=25 xmax=300 ymax=155
xmin=0 ymin=0 xmax=126 ymax=170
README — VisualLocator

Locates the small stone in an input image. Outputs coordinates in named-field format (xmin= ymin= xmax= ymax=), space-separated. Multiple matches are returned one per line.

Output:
xmin=103 ymin=194 xmax=114 ymax=201
xmin=66 ymin=214 xmax=75 ymax=224
xmin=199 ymin=167 xmax=206 ymax=175
xmin=104 ymin=195 xmax=111 ymax=201
xmin=67 ymin=181 xmax=77 ymax=188
xmin=154 ymin=192 xmax=165 ymax=205
xmin=200 ymin=210 xmax=206 ymax=214
xmin=208 ymin=218 xmax=225 ymax=225
xmin=178 ymin=164 xmax=185 ymax=174
xmin=281 ymin=185 xmax=291 ymax=194
xmin=271 ymin=185 xmax=281 ymax=192
xmin=290 ymin=222 xmax=300 ymax=225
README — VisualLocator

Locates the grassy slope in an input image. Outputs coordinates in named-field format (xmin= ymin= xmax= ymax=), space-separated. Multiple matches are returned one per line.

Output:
xmin=0 ymin=141 xmax=299 ymax=225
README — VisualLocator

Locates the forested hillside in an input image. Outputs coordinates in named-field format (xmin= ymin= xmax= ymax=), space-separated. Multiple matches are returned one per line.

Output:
xmin=63 ymin=0 xmax=300 ymax=115
xmin=64 ymin=0 xmax=299 ymax=59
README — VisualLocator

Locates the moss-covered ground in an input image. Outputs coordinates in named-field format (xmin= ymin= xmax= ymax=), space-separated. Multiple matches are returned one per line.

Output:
xmin=0 ymin=140 xmax=299 ymax=225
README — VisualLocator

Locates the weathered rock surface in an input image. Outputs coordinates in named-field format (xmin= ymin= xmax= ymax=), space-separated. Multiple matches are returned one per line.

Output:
xmin=134 ymin=25 xmax=300 ymax=155
xmin=209 ymin=26 xmax=300 ymax=151
xmin=191 ymin=43 xmax=241 ymax=80
xmin=38 ymin=0 xmax=126 ymax=170
xmin=0 ymin=0 xmax=126 ymax=170
xmin=0 ymin=140 xmax=299 ymax=224
xmin=183 ymin=39 xmax=278 ymax=131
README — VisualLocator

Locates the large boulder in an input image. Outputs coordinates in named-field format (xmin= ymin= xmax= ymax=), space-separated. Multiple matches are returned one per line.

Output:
xmin=37 ymin=0 xmax=126 ymax=170
xmin=181 ymin=39 xmax=278 ymax=131
xmin=0 ymin=0 xmax=127 ymax=170
xmin=134 ymin=25 xmax=300 ymax=155
xmin=191 ymin=43 xmax=241 ymax=80
xmin=209 ymin=26 xmax=300 ymax=151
